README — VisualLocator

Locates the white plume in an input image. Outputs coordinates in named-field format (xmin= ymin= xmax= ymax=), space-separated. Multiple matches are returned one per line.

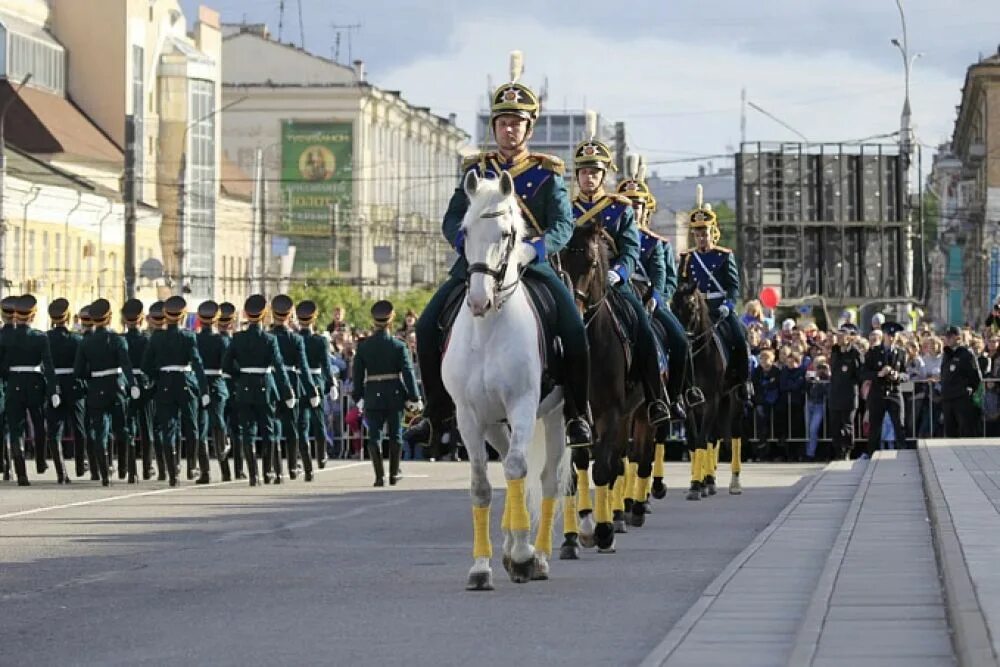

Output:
xmin=626 ymin=154 xmax=639 ymax=180
xmin=584 ymin=109 xmax=597 ymax=140
xmin=509 ymin=50 xmax=523 ymax=83
xmin=695 ymin=184 xmax=704 ymax=208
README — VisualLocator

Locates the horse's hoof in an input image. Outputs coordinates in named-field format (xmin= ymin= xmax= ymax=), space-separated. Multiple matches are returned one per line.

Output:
xmin=686 ymin=486 xmax=701 ymax=501
xmin=612 ymin=510 xmax=628 ymax=534
xmin=560 ymin=544 xmax=580 ymax=560
xmin=595 ymin=522 xmax=616 ymax=551
xmin=700 ymin=487 xmax=708 ymax=498
xmin=641 ymin=501 xmax=653 ymax=515
xmin=623 ymin=498 xmax=633 ymax=513
xmin=706 ymin=482 xmax=717 ymax=496
xmin=651 ymin=479 xmax=667 ymax=500
xmin=729 ymin=478 xmax=743 ymax=495
xmin=631 ymin=507 xmax=646 ymax=528
xmin=501 ymin=555 xmax=512 ymax=574
xmin=531 ymin=556 xmax=550 ymax=580
xmin=578 ymin=514 xmax=596 ymax=548
xmin=466 ymin=570 xmax=494 ymax=591
xmin=508 ymin=558 xmax=535 ymax=583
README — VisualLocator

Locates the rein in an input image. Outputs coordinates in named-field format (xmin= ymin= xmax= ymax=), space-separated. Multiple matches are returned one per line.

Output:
xmin=466 ymin=207 xmax=524 ymax=312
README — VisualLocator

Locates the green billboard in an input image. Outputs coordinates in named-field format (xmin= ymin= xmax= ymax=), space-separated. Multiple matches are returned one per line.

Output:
xmin=280 ymin=121 xmax=353 ymax=235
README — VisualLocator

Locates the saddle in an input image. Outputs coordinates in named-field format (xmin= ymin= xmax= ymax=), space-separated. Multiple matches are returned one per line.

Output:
xmin=437 ymin=276 xmax=563 ymax=394
xmin=604 ymin=290 xmax=640 ymax=374
xmin=649 ymin=315 xmax=669 ymax=374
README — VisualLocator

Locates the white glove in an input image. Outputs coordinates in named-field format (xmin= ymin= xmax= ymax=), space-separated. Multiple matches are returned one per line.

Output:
xmin=130 ymin=386 xmax=141 ymax=400
xmin=718 ymin=305 xmax=730 ymax=318
xmin=406 ymin=399 xmax=424 ymax=413
xmin=607 ymin=270 xmax=622 ymax=287
xmin=521 ymin=243 xmax=538 ymax=263
xmin=201 ymin=394 xmax=211 ymax=407
xmin=648 ymin=299 xmax=657 ymax=313
xmin=285 ymin=397 xmax=297 ymax=409
xmin=50 ymin=394 xmax=61 ymax=409
xmin=356 ymin=399 xmax=365 ymax=412
xmin=329 ymin=382 xmax=340 ymax=401
xmin=310 ymin=395 xmax=321 ymax=408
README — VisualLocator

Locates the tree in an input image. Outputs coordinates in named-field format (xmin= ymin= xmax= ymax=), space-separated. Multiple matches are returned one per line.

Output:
xmin=289 ymin=271 xmax=436 ymax=330
xmin=712 ymin=200 xmax=737 ymax=250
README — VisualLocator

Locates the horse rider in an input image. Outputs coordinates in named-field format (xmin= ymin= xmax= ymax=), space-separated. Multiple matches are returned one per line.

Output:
xmin=221 ymin=294 xmax=295 ymax=487
xmin=570 ymin=125 xmax=671 ymax=426
xmin=3 ymin=295 xmax=59 ymax=486
xmin=678 ymin=189 xmax=751 ymax=398
xmin=46 ymin=298 xmax=84 ymax=484
xmin=141 ymin=296 xmax=210 ymax=486
xmin=121 ymin=299 xmax=161 ymax=480
xmin=217 ymin=302 xmax=243 ymax=478
xmin=407 ymin=50 xmax=593 ymax=449
xmin=296 ymin=299 xmax=336 ymax=469
xmin=74 ymin=299 xmax=140 ymax=485
xmin=271 ymin=294 xmax=320 ymax=482
xmin=196 ymin=300 xmax=233 ymax=482
xmin=617 ymin=159 xmax=690 ymax=421
xmin=353 ymin=300 xmax=422 ymax=487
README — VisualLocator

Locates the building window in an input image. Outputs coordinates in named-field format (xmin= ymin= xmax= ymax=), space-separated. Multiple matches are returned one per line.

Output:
xmin=185 ymin=79 xmax=216 ymax=297
xmin=54 ymin=232 xmax=61 ymax=277
xmin=2 ymin=29 xmax=66 ymax=94
xmin=131 ymin=45 xmax=145 ymax=197
xmin=41 ymin=231 xmax=48 ymax=274
xmin=26 ymin=230 xmax=34 ymax=277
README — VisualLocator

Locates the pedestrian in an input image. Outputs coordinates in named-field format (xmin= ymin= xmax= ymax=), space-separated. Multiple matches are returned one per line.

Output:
xmin=121 ymin=299 xmax=161 ymax=479
xmin=830 ymin=324 xmax=863 ymax=459
xmin=352 ymin=300 xmax=422 ymax=486
xmin=940 ymin=325 xmax=982 ymax=438
xmin=45 ymin=298 xmax=84 ymax=484
xmin=296 ymin=299 xmax=337 ymax=469
xmin=74 ymin=299 xmax=140 ymax=485
xmin=196 ymin=301 xmax=232 ymax=482
xmin=217 ymin=302 xmax=242 ymax=478
xmin=863 ymin=322 xmax=908 ymax=458
xmin=804 ymin=357 xmax=830 ymax=461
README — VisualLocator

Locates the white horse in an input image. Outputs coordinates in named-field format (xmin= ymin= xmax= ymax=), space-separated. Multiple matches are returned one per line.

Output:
xmin=443 ymin=170 xmax=569 ymax=591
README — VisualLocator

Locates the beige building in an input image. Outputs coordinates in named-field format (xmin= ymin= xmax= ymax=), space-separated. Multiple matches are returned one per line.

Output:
xmin=220 ymin=23 xmax=468 ymax=296
xmin=952 ymin=49 xmax=1000 ymax=326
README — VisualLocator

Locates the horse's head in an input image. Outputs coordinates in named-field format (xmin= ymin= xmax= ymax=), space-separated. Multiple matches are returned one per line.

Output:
xmin=672 ymin=278 xmax=711 ymax=335
xmin=462 ymin=170 xmax=529 ymax=317
xmin=559 ymin=221 xmax=609 ymax=315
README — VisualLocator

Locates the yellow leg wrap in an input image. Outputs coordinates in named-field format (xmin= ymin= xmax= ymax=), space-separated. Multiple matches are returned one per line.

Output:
xmin=577 ymin=468 xmax=593 ymax=512
xmin=732 ymin=437 xmax=742 ymax=474
xmin=506 ymin=478 xmax=530 ymax=532
xmin=645 ymin=475 xmax=654 ymax=497
xmin=534 ymin=497 xmax=556 ymax=555
xmin=595 ymin=485 xmax=611 ymax=523
xmin=710 ymin=443 xmax=719 ymax=476
xmin=501 ymin=487 xmax=511 ymax=532
xmin=626 ymin=461 xmax=639 ymax=501
xmin=563 ymin=496 xmax=579 ymax=534
xmin=653 ymin=443 xmax=665 ymax=478
xmin=698 ymin=449 xmax=707 ymax=481
xmin=612 ymin=475 xmax=625 ymax=512
xmin=689 ymin=450 xmax=699 ymax=483
xmin=472 ymin=505 xmax=492 ymax=559
xmin=632 ymin=471 xmax=646 ymax=503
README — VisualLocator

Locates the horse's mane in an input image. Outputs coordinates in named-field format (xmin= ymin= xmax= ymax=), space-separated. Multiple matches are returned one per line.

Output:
xmin=673 ymin=281 xmax=712 ymax=333
xmin=460 ymin=176 xmax=528 ymax=242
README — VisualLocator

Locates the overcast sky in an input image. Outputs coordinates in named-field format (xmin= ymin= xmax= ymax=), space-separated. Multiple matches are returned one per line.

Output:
xmin=184 ymin=0 xmax=1000 ymax=176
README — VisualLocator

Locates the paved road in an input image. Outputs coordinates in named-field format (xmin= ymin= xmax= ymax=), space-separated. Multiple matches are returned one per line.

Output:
xmin=0 ymin=460 xmax=818 ymax=667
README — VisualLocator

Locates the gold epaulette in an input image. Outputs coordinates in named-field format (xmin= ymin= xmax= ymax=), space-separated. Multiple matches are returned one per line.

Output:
xmin=643 ymin=228 xmax=669 ymax=243
xmin=532 ymin=153 xmax=565 ymax=176
xmin=714 ymin=246 xmax=732 ymax=254
xmin=461 ymin=152 xmax=498 ymax=172
xmin=608 ymin=193 xmax=633 ymax=206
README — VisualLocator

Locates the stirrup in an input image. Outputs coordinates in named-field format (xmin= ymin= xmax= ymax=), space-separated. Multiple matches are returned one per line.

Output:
xmin=647 ymin=400 xmax=670 ymax=426
xmin=684 ymin=387 xmax=705 ymax=407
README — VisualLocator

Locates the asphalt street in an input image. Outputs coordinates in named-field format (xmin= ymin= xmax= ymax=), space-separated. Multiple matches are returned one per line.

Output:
xmin=0 ymin=459 xmax=818 ymax=667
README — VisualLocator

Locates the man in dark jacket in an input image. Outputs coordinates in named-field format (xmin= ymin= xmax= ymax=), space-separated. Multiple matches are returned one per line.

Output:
xmin=864 ymin=322 xmax=908 ymax=457
xmin=296 ymin=300 xmax=336 ymax=469
xmin=45 ymin=298 xmax=84 ymax=484
xmin=830 ymin=324 xmax=863 ymax=459
xmin=196 ymin=301 xmax=232 ymax=482
xmin=121 ymin=299 xmax=160 ymax=480
xmin=940 ymin=326 xmax=982 ymax=438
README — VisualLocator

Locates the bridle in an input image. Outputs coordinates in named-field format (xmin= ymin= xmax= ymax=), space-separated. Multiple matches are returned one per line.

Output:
xmin=563 ymin=235 xmax=609 ymax=324
xmin=466 ymin=206 xmax=524 ymax=311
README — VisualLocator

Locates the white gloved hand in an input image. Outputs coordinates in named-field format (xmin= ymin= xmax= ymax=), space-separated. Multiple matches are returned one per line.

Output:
xmin=50 ymin=394 xmax=61 ymax=409
xmin=521 ymin=243 xmax=538 ymax=263
xmin=130 ymin=386 xmax=141 ymax=400
xmin=201 ymin=394 xmax=211 ymax=407
xmin=718 ymin=305 xmax=730 ymax=318
xmin=356 ymin=399 xmax=365 ymax=412
xmin=648 ymin=299 xmax=657 ymax=313
xmin=607 ymin=270 xmax=622 ymax=287
xmin=406 ymin=399 xmax=424 ymax=413
xmin=329 ymin=382 xmax=340 ymax=402
xmin=285 ymin=397 xmax=297 ymax=409
xmin=310 ymin=395 xmax=321 ymax=408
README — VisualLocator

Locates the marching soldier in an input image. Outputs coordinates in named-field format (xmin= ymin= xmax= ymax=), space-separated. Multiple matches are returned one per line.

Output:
xmin=271 ymin=294 xmax=320 ymax=482
xmin=619 ymin=170 xmax=690 ymax=421
xmin=46 ymin=298 xmax=84 ymax=484
xmin=196 ymin=300 xmax=232 ymax=482
xmin=4 ymin=295 xmax=59 ymax=486
xmin=940 ymin=325 xmax=982 ymax=438
xmin=296 ymin=299 xmax=336 ymax=469
xmin=830 ymin=324 xmax=863 ymax=459
xmin=77 ymin=303 xmax=100 ymax=480
xmin=221 ymin=295 xmax=295 ymax=486
xmin=74 ymin=299 xmax=140 ymax=485
xmin=863 ymin=322 xmax=908 ymax=458
xmin=678 ymin=187 xmax=751 ymax=397
xmin=353 ymin=300 xmax=422 ymax=486
xmin=141 ymin=296 xmax=210 ymax=486
xmin=1 ymin=296 xmax=16 ymax=481
xmin=218 ymin=302 xmax=243 ymax=478
xmin=121 ymin=299 xmax=160 ymax=480
xmin=407 ymin=50 xmax=593 ymax=450
xmin=571 ymin=127 xmax=670 ymax=425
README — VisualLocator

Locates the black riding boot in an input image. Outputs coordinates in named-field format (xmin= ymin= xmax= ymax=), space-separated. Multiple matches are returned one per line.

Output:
xmin=117 ymin=433 xmax=128 ymax=480
xmin=271 ymin=438 xmax=284 ymax=484
xmin=195 ymin=440 xmax=211 ymax=484
xmin=14 ymin=454 xmax=30 ymax=486
xmin=49 ymin=436 xmax=69 ymax=484
xmin=214 ymin=428 xmax=231 ymax=482
xmin=163 ymin=440 xmax=178 ymax=487
xmin=96 ymin=447 xmax=110 ymax=487
xmin=126 ymin=437 xmax=138 ymax=484
xmin=369 ymin=443 xmax=385 ymax=486
xmin=563 ymin=351 xmax=593 ymax=447
xmin=243 ymin=438 xmax=259 ymax=486
xmin=403 ymin=337 xmax=455 ymax=449
xmin=388 ymin=440 xmax=402 ymax=485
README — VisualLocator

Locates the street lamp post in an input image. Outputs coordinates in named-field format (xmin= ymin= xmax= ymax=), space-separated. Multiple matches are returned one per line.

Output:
xmin=0 ymin=73 xmax=33 ymax=297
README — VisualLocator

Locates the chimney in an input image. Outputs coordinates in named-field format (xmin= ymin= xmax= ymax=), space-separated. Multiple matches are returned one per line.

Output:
xmin=698 ymin=165 xmax=706 ymax=177
xmin=353 ymin=59 xmax=365 ymax=82
xmin=448 ymin=113 xmax=457 ymax=126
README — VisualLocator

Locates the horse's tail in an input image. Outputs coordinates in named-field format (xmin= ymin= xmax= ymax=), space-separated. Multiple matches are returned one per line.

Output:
xmin=525 ymin=412 xmax=572 ymax=527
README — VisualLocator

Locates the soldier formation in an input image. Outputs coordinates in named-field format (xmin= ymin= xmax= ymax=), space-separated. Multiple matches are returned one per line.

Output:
xmin=0 ymin=292 xmax=419 ymax=489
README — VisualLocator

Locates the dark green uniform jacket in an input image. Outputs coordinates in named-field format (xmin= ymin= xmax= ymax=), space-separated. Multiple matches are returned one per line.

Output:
xmin=351 ymin=329 xmax=420 ymax=411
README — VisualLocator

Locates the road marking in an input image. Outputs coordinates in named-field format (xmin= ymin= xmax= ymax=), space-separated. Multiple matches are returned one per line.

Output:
xmin=0 ymin=462 xmax=368 ymax=521
xmin=216 ymin=497 xmax=409 ymax=542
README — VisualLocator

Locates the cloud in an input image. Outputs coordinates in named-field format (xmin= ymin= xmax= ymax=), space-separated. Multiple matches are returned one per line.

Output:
xmin=380 ymin=17 xmax=961 ymax=175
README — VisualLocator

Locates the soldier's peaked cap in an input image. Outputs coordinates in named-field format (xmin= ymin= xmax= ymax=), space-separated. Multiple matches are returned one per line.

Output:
xmin=79 ymin=305 xmax=92 ymax=323
xmin=372 ymin=300 xmax=394 ymax=323
xmin=244 ymin=294 xmax=267 ymax=319
xmin=271 ymin=294 xmax=293 ymax=317
xmin=881 ymin=321 xmax=905 ymax=337
xmin=121 ymin=298 xmax=144 ymax=321
xmin=48 ymin=298 xmax=70 ymax=320
xmin=89 ymin=299 xmax=112 ymax=323
xmin=16 ymin=294 xmax=37 ymax=315
xmin=148 ymin=301 xmax=165 ymax=320
xmin=219 ymin=302 xmax=237 ymax=320
xmin=1 ymin=296 xmax=16 ymax=314
xmin=164 ymin=296 xmax=187 ymax=318
xmin=295 ymin=300 xmax=317 ymax=321
xmin=197 ymin=300 xmax=220 ymax=321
